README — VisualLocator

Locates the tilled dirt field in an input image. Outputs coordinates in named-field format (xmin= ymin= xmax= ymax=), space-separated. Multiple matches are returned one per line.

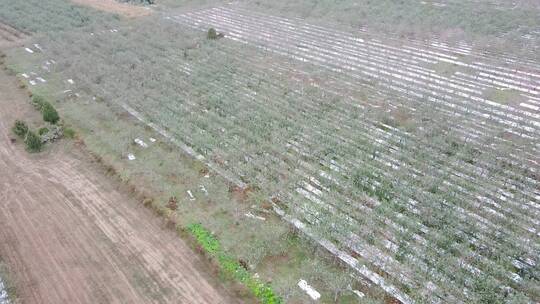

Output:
xmin=0 ymin=70 xmax=240 ymax=303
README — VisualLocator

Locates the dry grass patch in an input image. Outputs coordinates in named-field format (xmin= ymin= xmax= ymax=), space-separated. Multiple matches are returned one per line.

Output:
xmin=71 ymin=0 xmax=151 ymax=18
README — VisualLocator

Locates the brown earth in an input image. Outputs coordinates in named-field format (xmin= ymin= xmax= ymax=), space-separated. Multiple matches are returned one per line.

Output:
xmin=0 ymin=70 xmax=240 ymax=303
xmin=0 ymin=22 xmax=28 ymax=49
xmin=71 ymin=0 xmax=152 ymax=18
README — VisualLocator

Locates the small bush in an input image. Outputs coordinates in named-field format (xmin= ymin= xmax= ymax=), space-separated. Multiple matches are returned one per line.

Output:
xmin=42 ymin=102 xmax=59 ymax=124
xmin=31 ymin=95 xmax=60 ymax=124
xmin=12 ymin=120 xmax=28 ymax=138
xmin=207 ymin=28 xmax=218 ymax=40
xmin=25 ymin=130 xmax=42 ymax=152
xmin=142 ymin=198 xmax=153 ymax=207
xmin=38 ymin=127 xmax=49 ymax=135
xmin=63 ymin=127 xmax=75 ymax=139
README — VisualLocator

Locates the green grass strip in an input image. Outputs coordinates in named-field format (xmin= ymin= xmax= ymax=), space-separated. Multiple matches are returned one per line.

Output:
xmin=187 ymin=223 xmax=283 ymax=304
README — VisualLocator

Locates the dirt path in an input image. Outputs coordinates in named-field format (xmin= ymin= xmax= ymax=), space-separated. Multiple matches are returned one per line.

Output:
xmin=71 ymin=0 xmax=152 ymax=18
xmin=0 ymin=71 xmax=240 ymax=303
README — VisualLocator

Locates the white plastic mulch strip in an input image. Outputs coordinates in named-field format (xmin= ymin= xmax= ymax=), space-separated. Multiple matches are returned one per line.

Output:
xmin=187 ymin=190 xmax=195 ymax=201
xmin=24 ymin=47 xmax=33 ymax=54
xmin=199 ymin=185 xmax=208 ymax=195
xmin=298 ymin=279 xmax=321 ymax=300
xmin=134 ymin=138 xmax=148 ymax=148
xmin=245 ymin=213 xmax=266 ymax=221
xmin=127 ymin=153 xmax=136 ymax=161
xmin=352 ymin=289 xmax=365 ymax=298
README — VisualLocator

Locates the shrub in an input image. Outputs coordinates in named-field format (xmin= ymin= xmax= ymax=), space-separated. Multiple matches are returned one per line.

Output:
xmin=31 ymin=95 xmax=60 ymax=124
xmin=42 ymin=102 xmax=59 ymax=124
xmin=207 ymin=28 xmax=218 ymax=40
xmin=142 ymin=198 xmax=153 ymax=207
xmin=12 ymin=120 xmax=28 ymax=138
xmin=38 ymin=127 xmax=49 ymax=135
xmin=25 ymin=130 xmax=42 ymax=152
xmin=63 ymin=127 xmax=75 ymax=139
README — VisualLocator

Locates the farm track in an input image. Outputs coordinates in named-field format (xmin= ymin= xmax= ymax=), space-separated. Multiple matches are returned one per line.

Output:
xmin=33 ymin=5 xmax=540 ymax=302
xmin=0 ymin=71 xmax=239 ymax=304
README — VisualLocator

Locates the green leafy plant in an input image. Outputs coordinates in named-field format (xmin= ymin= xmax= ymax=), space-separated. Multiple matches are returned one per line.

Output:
xmin=12 ymin=120 xmax=28 ymax=138
xmin=32 ymin=95 xmax=60 ymax=124
xmin=187 ymin=223 xmax=282 ymax=304
xmin=207 ymin=28 xmax=218 ymax=40
xmin=38 ymin=127 xmax=49 ymax=135
xmin=42 ymin=102 xmax=60 ymax=124
xmin=63 ymin=127 xmax=76 ymax=139
xmin=24 ymin=130 xmax=42 ymax=152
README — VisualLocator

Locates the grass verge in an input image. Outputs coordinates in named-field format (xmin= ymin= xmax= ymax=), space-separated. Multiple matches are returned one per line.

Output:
xmin=187 ymin=223 xmax=283 ymax=304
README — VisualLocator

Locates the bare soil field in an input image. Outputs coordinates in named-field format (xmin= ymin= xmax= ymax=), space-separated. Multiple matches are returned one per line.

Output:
xmin=71 ymin=0 xmax=151 ymax=18
xmin=0 ymin=22 xmax=28 ymax=48
xmin=0 ymin=70 xmax=239 ymax=303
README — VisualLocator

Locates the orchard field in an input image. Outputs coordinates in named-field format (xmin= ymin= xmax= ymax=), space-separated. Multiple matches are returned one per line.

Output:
xmin=0 ymin=0 xmax=538 ymax=303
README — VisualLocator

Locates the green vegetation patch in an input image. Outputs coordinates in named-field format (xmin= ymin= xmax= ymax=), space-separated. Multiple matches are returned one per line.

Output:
xmin=32 ymin=95 xmax=60 ymax=124
xmin=12 ymin=120 xmax=29 ymax=138
xmin=187 ymin=223 xmax=283 ymax=304
xmin=25 ymin=130 xmax=43 ymax=152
